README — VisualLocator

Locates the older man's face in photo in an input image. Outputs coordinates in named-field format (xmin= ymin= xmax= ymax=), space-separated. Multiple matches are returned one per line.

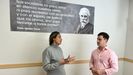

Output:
xmin=79 ymin=8 xmax=90 ymax=26
xmin=79 ymin=13 xmax=89 ymax=25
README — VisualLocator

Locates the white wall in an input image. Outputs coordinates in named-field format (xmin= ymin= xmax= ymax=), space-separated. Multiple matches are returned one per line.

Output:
xmin=0 ymin=0 xmax=129 ymax=75
xmin=124 ymin=0 xmax=133 ymax=75
xmin=125 ymin=0 xmax=133 ymax=60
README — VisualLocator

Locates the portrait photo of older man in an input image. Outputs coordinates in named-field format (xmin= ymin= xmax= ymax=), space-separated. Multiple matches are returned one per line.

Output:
xmin=75 ymin=7 xmax=94 ymax=34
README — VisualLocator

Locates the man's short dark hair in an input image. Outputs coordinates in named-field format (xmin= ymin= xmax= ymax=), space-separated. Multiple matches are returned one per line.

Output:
xmin=98 ymin=32 xmax=109 ymax=40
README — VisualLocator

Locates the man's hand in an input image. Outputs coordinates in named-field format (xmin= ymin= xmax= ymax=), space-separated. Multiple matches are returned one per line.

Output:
xmin=96 ymin=69 xmax=105 ymax=75
xmin=90 ymin=67 xmax=105 ymax=75
xmin=90 ymin=67 xmax=98 ymax=75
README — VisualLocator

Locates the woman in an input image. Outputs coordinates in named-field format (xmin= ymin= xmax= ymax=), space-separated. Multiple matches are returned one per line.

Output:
xmin=42 ymin=31 xmax=74 ymax=75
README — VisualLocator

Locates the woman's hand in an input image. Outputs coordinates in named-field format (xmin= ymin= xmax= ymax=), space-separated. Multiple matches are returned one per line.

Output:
xmin=59 ymin=58 xmax=66 ymax=64
xmin=59 ymin=55 xmax=75 ymax=64
xmin=66 ymin=55 xmax=75 ymax=63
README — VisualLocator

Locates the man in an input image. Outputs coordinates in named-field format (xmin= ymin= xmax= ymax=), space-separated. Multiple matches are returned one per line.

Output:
xmin=76 ymin=7 xmax=93 ymax=34
xmin=89 ymin=32 xmax=118 ymax=75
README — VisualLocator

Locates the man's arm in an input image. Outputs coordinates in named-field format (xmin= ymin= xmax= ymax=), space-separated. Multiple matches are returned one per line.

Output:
xmin=104 ymin=51 xmax=118 ymax=75
xmin=89 ymin=53 xmax=94 ymax=69
xmin=90 ymin=53 xmax=99 ymax=75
